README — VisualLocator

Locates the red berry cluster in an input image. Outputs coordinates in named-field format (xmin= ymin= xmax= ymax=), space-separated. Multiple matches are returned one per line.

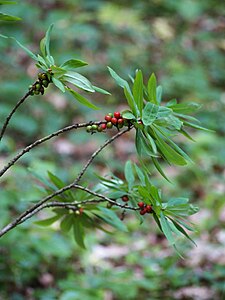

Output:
xmin=86 ymin=111 xmax=129 ymax=133
xmin=138 ymin=202 xmax=153 ymax=215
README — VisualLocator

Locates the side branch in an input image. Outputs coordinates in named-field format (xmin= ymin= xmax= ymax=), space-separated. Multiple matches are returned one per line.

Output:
xmin=0 ymin=127 xmax=132 ymax=237
xmin=73 ymin=127 xmax=132 ymax=185
xmin=18 ymin=185 xmax=138 ymax=224
xmin=0 ymin=90 xmax=31 ymax=142
xmin=0 ymin=121 xmax=103 ymax=178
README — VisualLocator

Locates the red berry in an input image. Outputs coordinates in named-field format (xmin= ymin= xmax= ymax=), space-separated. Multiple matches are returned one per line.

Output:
xmin=117 ymin=118 xmax=124 ymax=125
xmin=105 ymin=115 xmax=112 ymax=122
xmin=140 ymin=208 xmax=147 ymax=215
xmin=122 ymin=195 xmax=129 ymax=202
xmin=138 ymin=202 xmax=145 ymax=208
xmin=114 ymin=111 xmax=121 ymax=119
xmin=146 ymin=205 xmax=153 ymax=213
xmin=111 ymin=117 xmax=118 ymax=125
xmin=101 ymin=123 xmax=107 ymax=130
xmin=79 ymin=208 xmax=84 ymax=214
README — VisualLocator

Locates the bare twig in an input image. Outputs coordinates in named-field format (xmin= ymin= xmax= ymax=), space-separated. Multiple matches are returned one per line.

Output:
xmin=0 ymin=90 xmax=31 ymax=142
xmin=0 ymin=121 xmax=104 ymax=178
xmin=73 ymin=127 xmax=132 ymax=184
xmin=0 ymin=127 xmax=133 ymax=237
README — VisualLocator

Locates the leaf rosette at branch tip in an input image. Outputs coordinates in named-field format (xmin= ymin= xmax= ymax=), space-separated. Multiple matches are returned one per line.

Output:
xmin=1 ymin=24 xmax=110 ymax=110
xmin=108 ymin=67 xmax=212 ymax=181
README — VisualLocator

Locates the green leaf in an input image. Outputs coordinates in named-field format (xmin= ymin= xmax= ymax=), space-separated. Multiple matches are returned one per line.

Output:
xmin=157 ymin=106 xmax=172 ymax=118
xmin=142 ymin=103 xmax=159 ymax=126
xmin=147 ymin=73 xmax=157 ymax=104
xmin=1 ymin=34 xmax=38 ymax=60
xmin=132 ymin=70 xmax=143 ymax=117
xmin=124 ymin=87 xmax=138 ymax=117
xmin=108 ymin=66 xmax=131 ymax=93
xmin=122 ymin=110 xmax=136 ymax=120
xmin=168 ymin=198 xmax=189 ymax=206
xmin=67 ymin=88 xmax=99 ymax=110
xmin=180 ymin=128 xmax=196 ymax=142
xmin=134 ymin=163 xmax=145 ymax=186
xmin=60 ymin=59 xmax=88 ymax=70
xmin=156 ymin=85 xmax=163 ymax=103
xmin=170 ymin=102 xmax=201 ymax=114
xmin=135 ymin=130 xmax=142 ymax=156
xmin=51 ymin=65 xmax=67 ymax=78
xmin=73 ymin=217 xmax=86 ymax=249
xmin=155 ymin=133 xmax=187 ymax=166
xmin=152 ymin=157 xmax=171 ymax=182
xmin=37 ymin=54 xmax=48 ymax=68
xmin=183 ymin=121 xmax=213 ymax=132
xmin=35 ymin=215 xmax=60 ymax=226
xmin=60 ymin=214 xmax=74 ymax=232
xmin=45 ymin=23 xmax=54 ymax=57
xmin=124 ymin=160 xmax=135 ymax=190
xmin=0 ymin=1 xmax=17 ymax=4
xmin=96 ymin=207 xmax=128 ymax=232
xmin=0 ymin=13 xmax=21 ymax=21
xmin=52 ymin=77 xmax=65 ymax=92
xmin=92 ymin=85 xmax=111 ymax=95
xmin=61 ymin=71 xmax=95 ymax=92
xmin=39 ymin=37 xmax=46 ymax=57
xmin=169 ymin=218 xmax=197 ymax=246
xmin=144 ymin=130 xmax=157 ymax=154
xmin=160 ymin=212 xmax=175 ymax=245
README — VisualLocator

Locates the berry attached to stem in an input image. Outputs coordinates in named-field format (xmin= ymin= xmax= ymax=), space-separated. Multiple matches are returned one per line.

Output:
xmin=122 ymin=195 xmax=129 ymax=202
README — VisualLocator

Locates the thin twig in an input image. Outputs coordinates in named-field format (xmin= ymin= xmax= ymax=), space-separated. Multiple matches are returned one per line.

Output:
xmin=0 ymin=121 xmax=103 ymax=178
xmin=0 ymin=90 xmax=31 ymax=142
xmin=73 ymin=127 xmax=131 ymax=185
xmin=18 ymin=185 xmax=139 ymax=225
xmin=0 ymin=127 xmax=133 ymax=237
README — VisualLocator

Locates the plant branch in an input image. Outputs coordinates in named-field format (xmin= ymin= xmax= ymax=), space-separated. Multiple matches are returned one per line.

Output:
xmin=0 ymin=127 xmax=132 ymax=237
xmin=0 ymin=90 xmax=32 ymax=142
xmin=0 ymin=121 xmax=104 ymax=178
xmin=18 ymin=186 xmax=139 ymax=224
xmin=73 ymin=126 xmax=132 ymax=185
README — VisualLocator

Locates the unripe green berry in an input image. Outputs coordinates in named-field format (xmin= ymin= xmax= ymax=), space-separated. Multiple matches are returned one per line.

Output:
xmin=106 ymin=122 xmax=113 ymax=129
xmin=41 ymin=73 xmax=48 ymax=80
xmin=91 ymin=124 xmax=98 ymax=131
xmin=42 ymin=80 xmax=49 ymax=88
xmin=108 ymin=112 xmax=113 ymax=117
xmin=38 ymin=72 xmax=43 ymax=80
xmin=34 ymin=90 xmax=40 ymax=95
xmin=86 ymin=125 xmax=92 ymax=133
xmin=97 ymin=125 xmax=103 ymax=132
xmin=35 ymin=83 xmax=41 ymax=91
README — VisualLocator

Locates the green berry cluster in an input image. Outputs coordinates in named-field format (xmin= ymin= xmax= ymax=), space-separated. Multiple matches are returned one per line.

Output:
xmin=138 ymin=202 xmax=153 ymax=215
xmin=86 ymin=111 xmax=130 ymax=133
xmin=29 ymin=72 xmax=51 ymax=96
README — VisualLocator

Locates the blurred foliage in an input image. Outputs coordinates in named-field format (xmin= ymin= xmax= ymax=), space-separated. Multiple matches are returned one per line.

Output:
xmin=0 ymin=0 xmax=225 ymax=299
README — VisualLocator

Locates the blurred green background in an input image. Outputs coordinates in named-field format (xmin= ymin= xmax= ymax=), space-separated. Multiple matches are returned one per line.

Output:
xmin=0 ymin=1 xmax=225 ymax=299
